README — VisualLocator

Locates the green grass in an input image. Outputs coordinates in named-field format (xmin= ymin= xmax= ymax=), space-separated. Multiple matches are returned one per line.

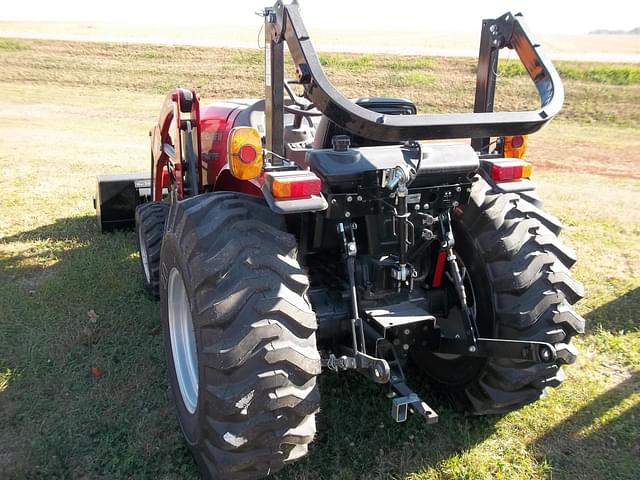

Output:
xmin=381 ymin=57 xmax=433 ymax=71
xmin=498 ymin=60 xmax=640 ymax=85
xmin=1 ymin=39 xmax=637 ymax=128
xmin=0 ymin=39 xmax=639 ymax=480
xmin=0 ymin=39 xmax=29 ymax=50
xmin=389 ymin=71 xmax=434 ymax=87
xmin=319 ymin=53 xmax=375 ymax=71
xmin=559 ymin=64 xmax=640 ymax=85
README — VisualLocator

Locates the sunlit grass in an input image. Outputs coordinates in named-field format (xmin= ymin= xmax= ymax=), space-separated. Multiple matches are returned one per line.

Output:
xmin=0 ymin=369 xmax=14 ymax=393
xmin=0 ymin=39 xmax=29 ymax=50
xmin=498 ymin=59 xmax=640 ymax=85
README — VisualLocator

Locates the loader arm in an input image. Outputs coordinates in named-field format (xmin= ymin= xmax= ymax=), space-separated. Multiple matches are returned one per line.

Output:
xmin=265 ymin=1 xmax=563 ymax=147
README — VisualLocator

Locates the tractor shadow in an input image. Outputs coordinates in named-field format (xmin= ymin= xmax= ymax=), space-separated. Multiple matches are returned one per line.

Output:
xmin=0 ymin=215 xmax=188 ymax=478
xmin=584 ymin=287 xmax=639 ymax=334
xmin=0 ymin=215 xmax=136 ymax=290
xmin=528 ymin=371 xmax=640 ymax=480
xmin=276 ymin=369 xmax=502 ymax=480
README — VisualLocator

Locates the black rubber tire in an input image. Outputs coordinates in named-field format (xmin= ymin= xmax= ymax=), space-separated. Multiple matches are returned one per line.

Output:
xmin=412 ymin=177 xmax=585 ymax=414
xmin=135 ymin=201 xmax=169 ymax=298
xmin=159 ymin=192 xmax=320 ymax=480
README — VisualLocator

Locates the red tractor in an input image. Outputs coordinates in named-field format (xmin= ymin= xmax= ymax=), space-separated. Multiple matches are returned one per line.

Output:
xmin=95 ymin=2 xmax=584 ymax=478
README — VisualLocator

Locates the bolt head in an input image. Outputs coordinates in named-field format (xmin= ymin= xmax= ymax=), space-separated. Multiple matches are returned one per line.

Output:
xmin=423 ymin=203 xmax=430 ymax=209
xmin=414 ymin=204 xmax=420 ymax=210
xmin=456 ymin=186 xmax=462 ymax=192
xmin=404 ymin=328 xmax=411 ymax=335
xmin=452 ymin=201 xmax=459 ymax=207
xmin=345 ymin=211 xmax=351 ymax=218
xmin=331 ymin=198 xmax=337 ymax=205
xmin=540 ymin=347 xmax=552 ymax=361
xmin=357 ymin=195 xmax=363 ymax=201
xmin=468 ymin=345 xmax=477 ymax=353
xmin=347 ymin=196 xmax=353 ymax=202
xmin=402 ymin=344 xmax=410 ymax=351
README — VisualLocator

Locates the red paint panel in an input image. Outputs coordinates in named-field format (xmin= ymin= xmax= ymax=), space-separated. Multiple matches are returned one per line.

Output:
xmin=199 ymin=104 xmax=240 ymax=187
xmin=432 ymin=250 xmax=448 ymax=288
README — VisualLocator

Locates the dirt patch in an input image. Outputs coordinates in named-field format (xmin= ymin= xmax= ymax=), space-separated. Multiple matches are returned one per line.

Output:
xmin=530 ymin=142 xmax=640 ymax=180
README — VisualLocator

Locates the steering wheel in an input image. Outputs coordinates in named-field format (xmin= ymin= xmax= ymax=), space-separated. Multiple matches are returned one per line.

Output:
xmin=284 ymin=79 xmax=322 ymax=128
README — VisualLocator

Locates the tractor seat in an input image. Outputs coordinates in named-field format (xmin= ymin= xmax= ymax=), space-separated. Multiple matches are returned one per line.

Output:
xmin=312 ymin=97 xmax=417 ymax=149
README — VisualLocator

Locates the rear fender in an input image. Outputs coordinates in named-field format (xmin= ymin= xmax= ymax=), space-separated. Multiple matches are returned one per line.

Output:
xmin=213 ymin=170 xmax=263 ymax=196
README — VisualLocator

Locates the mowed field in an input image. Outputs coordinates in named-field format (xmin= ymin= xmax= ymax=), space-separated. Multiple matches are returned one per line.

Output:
xmin=0 ymin=38 xmax=639 ymax=479
xmin=1 ymin=22 xmax=640 ymax=62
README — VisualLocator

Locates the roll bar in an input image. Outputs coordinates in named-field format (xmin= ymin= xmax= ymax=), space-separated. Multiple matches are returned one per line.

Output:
xmin=262 ymin=1 xmax=564 ymax=161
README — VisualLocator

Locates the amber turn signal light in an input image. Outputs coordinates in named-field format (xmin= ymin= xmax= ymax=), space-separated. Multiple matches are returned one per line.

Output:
xmin=227 ymin=127 xmax=263 ymax=180
xmin=503 ymin=134 xmax=528 ymax=159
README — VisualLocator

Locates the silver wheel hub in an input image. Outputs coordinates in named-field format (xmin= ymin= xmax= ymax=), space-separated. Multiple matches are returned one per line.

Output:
xmin=167 ymin=267 xmax=199 ymax=414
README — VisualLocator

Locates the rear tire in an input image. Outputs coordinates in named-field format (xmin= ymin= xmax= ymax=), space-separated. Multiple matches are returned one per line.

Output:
xmin=412 ymin=177 xmax=585 ymax=414
xmin=135 ymin=201 xmax=169 ymax=297
xmin=160 ymin=192 xmax=320 ymax=479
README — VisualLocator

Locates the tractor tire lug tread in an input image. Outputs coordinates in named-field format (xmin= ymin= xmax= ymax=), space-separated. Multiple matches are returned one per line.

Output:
xmin=160 ymin=192 xmax=319 ymax=479
xmin=415 ymin=177 xmax=583 ymax=415
xmin=135 ymin=201 xmax=169 ymax=298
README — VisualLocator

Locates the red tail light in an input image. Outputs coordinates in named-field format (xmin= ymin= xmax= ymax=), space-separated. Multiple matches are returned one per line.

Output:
xmin=267 ymin=172 xmax=322 ymax=199
xmin=491 ymin=159 xmax=533 ymax=181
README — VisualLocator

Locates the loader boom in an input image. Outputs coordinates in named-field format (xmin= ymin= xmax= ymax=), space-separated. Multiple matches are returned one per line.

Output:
xmin=263 ymin=1 xmax=563 ymax=155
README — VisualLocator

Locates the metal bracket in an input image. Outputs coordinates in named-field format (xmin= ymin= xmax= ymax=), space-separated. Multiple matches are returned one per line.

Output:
xmin=392 ymin=394 xmax=419 ymax=423
xmin=391 ymin=393 xmax=438 ymax=424
xmin=378 ymin=340 xmax=439 ymax=424
xmin=437 ymin=337 xmax=557 ymax=363
xmin=321 ymin=352 xmax=390 ymax=384
xmin=322 ymin=353 xmax=356 ymax=372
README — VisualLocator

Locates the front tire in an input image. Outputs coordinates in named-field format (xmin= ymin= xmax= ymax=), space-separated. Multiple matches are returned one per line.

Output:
xmin=135 ymin=201 xmax=169 ymax=297
xmin=413 ymin=178 xmax=585 ymax=414
xmin=160 ymin=192 xmax=320 ymax=479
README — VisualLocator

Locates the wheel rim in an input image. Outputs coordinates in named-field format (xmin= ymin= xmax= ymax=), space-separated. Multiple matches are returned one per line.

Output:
xmin=167 ymin=267 xmax=199 ymax=414
xmin=139 ymin=227 xmax=151 ymax=283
